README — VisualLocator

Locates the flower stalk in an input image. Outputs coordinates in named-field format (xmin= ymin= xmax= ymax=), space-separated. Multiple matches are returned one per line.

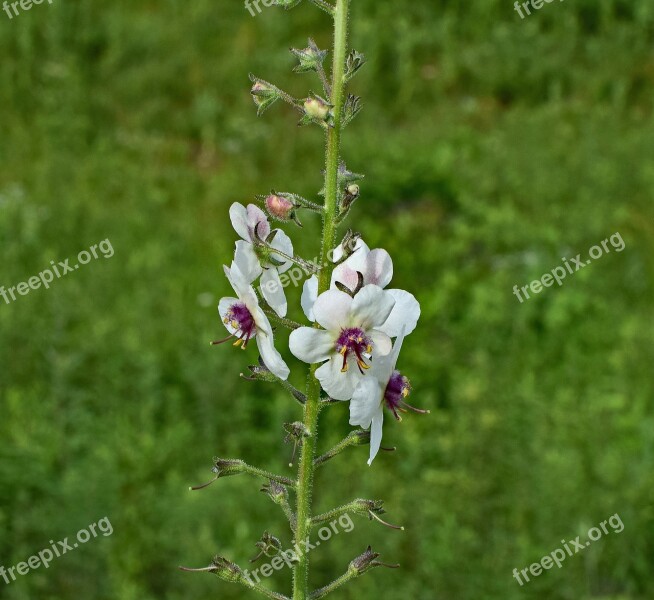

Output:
xmin=292 ymin=2 xmax=350 ymax=598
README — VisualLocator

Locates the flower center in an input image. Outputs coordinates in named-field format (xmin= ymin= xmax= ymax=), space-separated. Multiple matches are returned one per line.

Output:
xmin=335 ymin=327 xmax=372 ymax=374
xmin=384 ymin=371 xmax=427 ymax=421
xmin=223 ymin=302 xmax=256 ymax=348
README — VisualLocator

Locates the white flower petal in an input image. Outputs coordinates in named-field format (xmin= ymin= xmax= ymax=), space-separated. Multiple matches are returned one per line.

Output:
xmin=253 ymin=309 xmax=289 ymax=380
xmin=349 ymin=377 xmax=382 ymax=428
xmin=224 ymin=263 xmax=249 ymax=299
xmin=330 ymin=263 xmax=360 ymax=293
xmin=234 ymin=241 xmax=262 ymax=284
xmin=365 ymin=249 xmax=393 ymax=288
xmin=229 ymin=202 xmax=270 ymax=242
xmin=389 ymin=328 xmax=407 ymax=371
xmin=369 ymin=329 xmax=392 ymax=357
xmin=289 ymin=328 xmax=334 ymax=364
xmin=229 ymin=202 xmax=250 ymax=240
xmin=368 ymin=410 xmax=384 ymax=466
xmin=261 ymin=268 xmax=287 ymax=317
xmin=332 ymin=238 xmax=370 ymax=264
xmin=301 ymin=276 xmax=318 ymax=322
xmin=268 ymin=229 xmax=294 ymax=273
xmin=248 ymin=204 xmax=270 ymax=240
xmin=378 ymin=289 xmax=421 ymax=337
xmin=351 ymin=284 xmax=395 ymax=329
xmin=315 ymin=356 xmax=364 ymax=401
xmin=218 ymin=297 xmax=240 ymax=335
xmin=312 ymin=290 xmax=353 ymax=332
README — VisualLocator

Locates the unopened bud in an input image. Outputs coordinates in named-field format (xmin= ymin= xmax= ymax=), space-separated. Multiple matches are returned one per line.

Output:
xmin=212 ymin=458 xmax=246 ymax=478
xmin=265 ymin=194 xmax=295 ymax=221
xmin=260 ymin=481 xmax=289 ymax=505
xmin=340 ymin=184 xmax=360 ymax=215
xmin=211 ymin=556 xmax=244 ymax=583
xmin=304 ymin=96 xmax=330 ymax=121
xmin=249 ymin=75 xmax=280 ymax=115
xmin=349 ymin=546 xmax=399 ymax=576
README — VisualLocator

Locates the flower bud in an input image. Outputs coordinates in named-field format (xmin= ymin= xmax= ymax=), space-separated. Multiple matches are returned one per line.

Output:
xmin=265 ymin=194 xmax=295 ymax=221
xmin=348 ymin=546 xmax=399 ymax=576
xmin=304 ymin=96 xmax=330 ymax=121
xmin=260 ymin=481 xmax=289 ymax=505
xmin=291 ymin=39 xmax=328 ymax=73
xmin=249 ymin=75 xmax=281 ymax=115
xmin=210 ymin=556 xmax=244 ymax=583
xmin=212 ymin=458 xmax=246 ymax=478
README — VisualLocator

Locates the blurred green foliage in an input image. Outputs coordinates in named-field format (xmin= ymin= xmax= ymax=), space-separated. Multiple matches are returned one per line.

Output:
xmin=0 ymin=0 xmax=653 ymax=599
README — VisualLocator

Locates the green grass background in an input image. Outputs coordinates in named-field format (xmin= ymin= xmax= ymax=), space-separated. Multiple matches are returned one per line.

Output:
xmin=0 ymin=0 xmax=653 ymax=598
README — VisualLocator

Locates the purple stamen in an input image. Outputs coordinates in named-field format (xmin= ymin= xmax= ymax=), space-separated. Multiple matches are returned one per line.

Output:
xmin=383 ymin=371 xmax=428 ymax=421
xmin=218 ymin=302 xmax=257 ymax=349
xmin=335 ymin=327 xmax=373 ymax=374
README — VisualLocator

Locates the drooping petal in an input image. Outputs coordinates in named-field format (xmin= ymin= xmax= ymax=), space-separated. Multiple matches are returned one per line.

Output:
xmin=378 ymin=289 xmax=421 ymax=337
xmin=268 ymin=229 xmax=294 ymax=273
xmin=349 ymin=377 xmax=382 ymax=428
xmin=315 ymin=356 xmax=364 ymax=401
xmin=351 ymin=284 xmax=395 ymax=330
xmin=312 ymin=289 xmax=353 ymax=332
xmin=261 ymin=268 xmax=287 ymax=317
xmin=253 ymin=308 xmax=290 ymax=380
xmin=289 ymin=327 xmax=334 ymax=364
xmin=368 ymin=329 xmax=393 ymax=357
xmin=234 ymin=240 xmax=262 ymax=283
xmin=365 ymin=249 xmax=393 ymax=289
xmin=224 ymin=264 xmax=249 ymax=299
xmin=218 ymin=297 xmax=240 ymax=335
xmin=301 ymin=276 xmax=318 ymax=321
xmin=368 ymin=410 xmax=384 ymax=466
xmin=388 ymin=328 xmax=407 ymax=372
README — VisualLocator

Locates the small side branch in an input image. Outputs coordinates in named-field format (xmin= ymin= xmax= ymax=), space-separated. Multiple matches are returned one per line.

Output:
xmin=307 ymin=0 xmax=335 ymax=17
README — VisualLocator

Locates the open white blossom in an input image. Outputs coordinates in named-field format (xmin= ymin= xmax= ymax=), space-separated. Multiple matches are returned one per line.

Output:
xmin=216 ymin=262 xmax=290 ymax=380
xmin=301 ymin=239 xmax=420 ymax=337
xmin=230 ymin=202 xmax=294 ymax=318
xmin=289 ymin=284 xmax=395 ymax=400
xmin=349 ymin=330 xmax=428 ymax=465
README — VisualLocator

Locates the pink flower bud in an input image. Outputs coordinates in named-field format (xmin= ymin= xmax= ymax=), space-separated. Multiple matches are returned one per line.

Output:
xmin=265 ymin=194 xmax=294 ymax=221
xmin=303 ymin=97 xmax=330 ymax=121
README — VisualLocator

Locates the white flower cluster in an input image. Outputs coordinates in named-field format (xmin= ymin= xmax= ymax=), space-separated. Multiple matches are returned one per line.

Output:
xmin=218 ymin=204 xmax=423 ymax=465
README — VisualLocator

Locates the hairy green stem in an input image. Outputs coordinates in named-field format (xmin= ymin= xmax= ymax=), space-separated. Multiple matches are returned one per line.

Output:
xmin=292 ymin=2 xmax=350 ymax=599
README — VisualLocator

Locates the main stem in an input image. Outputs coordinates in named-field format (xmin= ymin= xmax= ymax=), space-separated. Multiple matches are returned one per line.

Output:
xmin=292 ymin=2 xmax=350 ymax=599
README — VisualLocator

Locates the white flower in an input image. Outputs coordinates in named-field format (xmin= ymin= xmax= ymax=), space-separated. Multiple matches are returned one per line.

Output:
xmin=349 ymin=331 xmax=428 ymax=466
xmin=300 ymin=238 xmax=368 ymax=322
xmin=216 ymin=263 xmax=290 ymax=380
xmin=302 ymin=239 xmax=421 ymax=338
xmin=289 ymin=284 xmax=395 ymax=400
xmin=230 ymin=202 xmax=294 ymax=318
